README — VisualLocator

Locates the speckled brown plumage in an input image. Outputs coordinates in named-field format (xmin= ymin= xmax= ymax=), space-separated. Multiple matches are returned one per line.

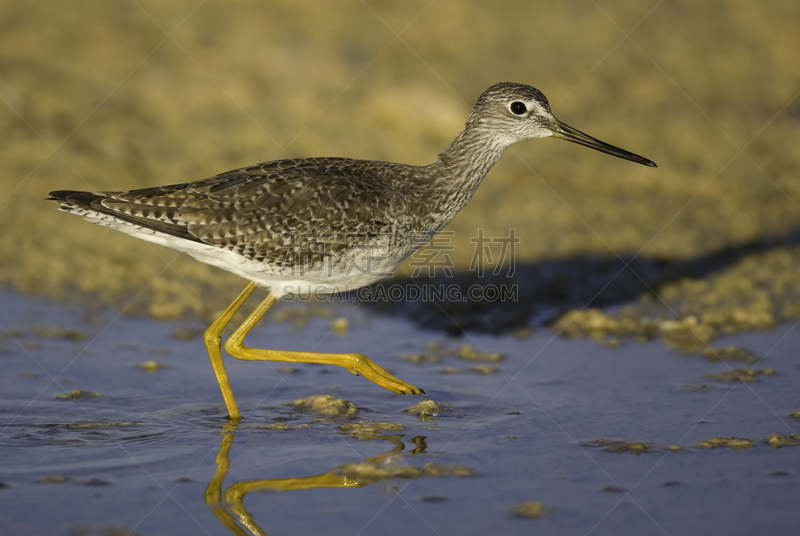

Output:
xmin=53 ymin=159 xmax=421 ymax=262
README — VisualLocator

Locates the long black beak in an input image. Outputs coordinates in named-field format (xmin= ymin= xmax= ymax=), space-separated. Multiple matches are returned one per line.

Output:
xmin=550 ymin=119 xmax=656 ymax=168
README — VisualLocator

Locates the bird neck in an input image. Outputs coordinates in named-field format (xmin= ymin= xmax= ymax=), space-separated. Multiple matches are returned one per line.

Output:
xmin=437 ymin=118 xmax=509 ymax=179
xmin=424 ymin=120 xmax=509 ymax=225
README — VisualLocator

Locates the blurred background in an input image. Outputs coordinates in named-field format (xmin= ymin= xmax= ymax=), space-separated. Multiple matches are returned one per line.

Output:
xmin=1 ymin=0 xmax=799 ymax=328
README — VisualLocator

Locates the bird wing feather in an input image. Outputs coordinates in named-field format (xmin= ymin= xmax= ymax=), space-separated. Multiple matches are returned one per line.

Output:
xmin=52 ymin=158 xmax=417 ymax=267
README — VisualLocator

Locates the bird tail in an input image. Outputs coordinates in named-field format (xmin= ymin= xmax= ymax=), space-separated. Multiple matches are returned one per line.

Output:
xmin=47 ymin=189 xmax=199 ymax=242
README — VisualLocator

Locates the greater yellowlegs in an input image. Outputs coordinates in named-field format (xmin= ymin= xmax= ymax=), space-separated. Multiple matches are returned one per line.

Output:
xmin=50 ymin=82 xmax=656 ymax=420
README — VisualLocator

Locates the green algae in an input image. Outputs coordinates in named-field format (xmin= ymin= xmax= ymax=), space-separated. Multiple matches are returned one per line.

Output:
xmin=340 ymin=421 xmax=405 ymax=441
xmin=289 ymin=395 xmax=357 ymax=420
xmin=135 ymin=361 xmax=170 ymax=373
xmin=404 ymin=400 xmax=445 ymax=421
xmin=336 ymin=458 xmax=476 ymax=484
xmin=766 ymin=433 xmax=800 ymax=449
xmin=510 ymin=501 xmax=551 ymax=519
xmin=580 ymin=439 xmax=653 ymax=455
xmin=55 ymin=389 xmax=102 ymax=401
xmin=702 ymin=368 xmax=776 ymax=383
xmin=693 ymin=437 xmax=753 ymax=450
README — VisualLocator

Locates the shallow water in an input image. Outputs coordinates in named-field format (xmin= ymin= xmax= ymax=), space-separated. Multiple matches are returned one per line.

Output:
xmin=1 ymin=289 xmax=799 ymax=535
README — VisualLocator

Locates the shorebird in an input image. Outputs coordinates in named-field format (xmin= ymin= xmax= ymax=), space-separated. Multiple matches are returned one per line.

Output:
xmin=50 ymin=82 xmax=656 ymax=420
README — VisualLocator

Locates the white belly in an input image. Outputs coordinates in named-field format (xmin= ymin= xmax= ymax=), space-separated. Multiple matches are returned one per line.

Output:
xmin=75 ymin=209 xmax=408 ymax=298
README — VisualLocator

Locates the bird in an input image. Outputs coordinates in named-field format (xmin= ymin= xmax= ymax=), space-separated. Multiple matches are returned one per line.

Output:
xmin=49 ymin=82 xmax=656 ymax=421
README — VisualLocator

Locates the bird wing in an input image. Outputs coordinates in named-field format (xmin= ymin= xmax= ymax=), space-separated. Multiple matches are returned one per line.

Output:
xmin=51 ymin=158 xmax=414 ymax=267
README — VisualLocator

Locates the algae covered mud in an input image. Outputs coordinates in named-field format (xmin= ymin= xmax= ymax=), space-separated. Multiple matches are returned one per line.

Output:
xmin=2 ymin=0 xmax=800 ymax=534
xmin=2 ymin=0 xmax=800 ymax=318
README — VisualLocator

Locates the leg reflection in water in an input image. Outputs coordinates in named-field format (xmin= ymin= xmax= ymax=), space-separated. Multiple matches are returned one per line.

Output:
xmin=204 ymin=423 xmax=432 ymax=536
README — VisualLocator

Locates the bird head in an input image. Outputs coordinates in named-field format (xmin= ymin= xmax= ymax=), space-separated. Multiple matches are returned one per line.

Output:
xmin=471 ymin=82 xmax=656 ymax=167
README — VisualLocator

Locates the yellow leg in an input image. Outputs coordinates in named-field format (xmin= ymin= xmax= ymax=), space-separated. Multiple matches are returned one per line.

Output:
xmin=224 ymin=288 xmax=425 ymax=395
xmin=206 ymin=282 xmax=425 ymax=421
xmin=204 ymin=282 xmax=258 ymax=421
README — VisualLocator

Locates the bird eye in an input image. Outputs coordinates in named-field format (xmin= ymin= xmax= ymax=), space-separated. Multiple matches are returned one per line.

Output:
xmin=510 ymin=101 xmax=527 ymax=115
